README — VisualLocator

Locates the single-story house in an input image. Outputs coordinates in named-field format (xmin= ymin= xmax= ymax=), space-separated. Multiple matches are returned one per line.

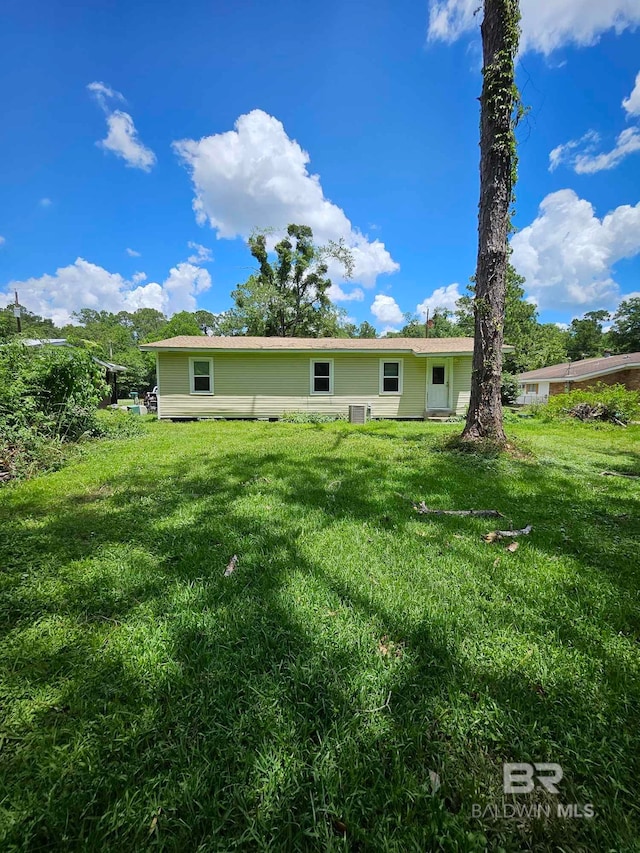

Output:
xmin=517 ymin=351 xmax=640 ymax=404
xmin=139 ymin=336 xmax=489 ymax=420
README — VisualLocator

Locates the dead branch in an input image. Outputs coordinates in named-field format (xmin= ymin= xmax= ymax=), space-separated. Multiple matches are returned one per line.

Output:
xmin=413 ymin=501 xmax=504 ymax=518
xmin=600 ymin=471 xmax=639 ymax=479
xmin=224 ymin=554 xmax=239 ymax=577
xmin=484 ymin=524 xmax=532 ymax=543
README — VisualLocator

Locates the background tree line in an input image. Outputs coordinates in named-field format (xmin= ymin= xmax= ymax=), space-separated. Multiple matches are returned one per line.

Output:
xmin=3 ymin=224 xmax=639 ymax=395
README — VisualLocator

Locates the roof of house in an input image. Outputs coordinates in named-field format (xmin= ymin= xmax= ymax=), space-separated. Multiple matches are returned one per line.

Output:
xmin=519 ymin=352 xmax=640 ymax=382
xmin=22 ymin=338 xmax=69 ymax=347
xmin=140 ymin=335 xmax=495 ymax=355
xmin=20 ymin=338 xmax=126 ymax=372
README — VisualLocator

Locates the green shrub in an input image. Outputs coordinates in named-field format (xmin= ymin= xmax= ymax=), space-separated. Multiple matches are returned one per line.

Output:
xmin=0 ymin=341 xmax=109 ymax=481
xmin=281 ymin=411 xmax=347 ymax=424
xmin=0 ymin=425 xmax=66 ymax=481
xmin=537 ymin=383 xmax=640 ymax=425
xmin=501 ymin=372 xmax=520 ymax=405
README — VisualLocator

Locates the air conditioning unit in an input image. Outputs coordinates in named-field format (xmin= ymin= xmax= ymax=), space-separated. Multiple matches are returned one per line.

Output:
xmin=349 ymin=404 xmax=371 ymax=424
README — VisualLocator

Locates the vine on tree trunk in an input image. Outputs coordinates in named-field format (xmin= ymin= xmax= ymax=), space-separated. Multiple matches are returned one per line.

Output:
xmin=461 ymin=0 xmax=522 ymax=444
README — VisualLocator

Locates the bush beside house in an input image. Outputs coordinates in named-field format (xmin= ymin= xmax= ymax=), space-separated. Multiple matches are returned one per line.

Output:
xmin=0 ymin=341 xmax=109 ymax=480
xmin=536 ymin=383 xmax=640 ymax=425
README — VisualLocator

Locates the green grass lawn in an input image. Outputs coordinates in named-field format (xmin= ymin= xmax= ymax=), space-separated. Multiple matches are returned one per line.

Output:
xmin=1 ymin=419 xmax=639 ymax=851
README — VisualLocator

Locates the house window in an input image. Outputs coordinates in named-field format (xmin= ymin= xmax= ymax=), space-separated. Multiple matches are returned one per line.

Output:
xmin=380 ymin=359 xmax=403 ymax=394
xmin=189 ymin=357 xmax=213 ymax=394
xmin=525 ymin=383 xmax=539 ymax=394
xmin=311 ymin=359 xmax=333 ymax=394
xmin=432 ymin=365 xmax=445 ymax=385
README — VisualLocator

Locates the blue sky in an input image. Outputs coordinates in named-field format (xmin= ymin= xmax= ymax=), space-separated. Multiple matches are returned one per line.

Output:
xmin=1 ymin=0 xmax=640 ymax=332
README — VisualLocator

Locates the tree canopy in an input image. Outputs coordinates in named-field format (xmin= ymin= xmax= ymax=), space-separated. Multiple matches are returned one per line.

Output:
xmin=223 ymin=225 xmax=354 ymax=337
xmin=608 ymin=298 xmax=640 ymax=354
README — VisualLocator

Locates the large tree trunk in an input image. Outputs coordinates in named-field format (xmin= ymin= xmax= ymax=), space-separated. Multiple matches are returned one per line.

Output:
xmin=462 ymin=0 xmax=519 ymax=442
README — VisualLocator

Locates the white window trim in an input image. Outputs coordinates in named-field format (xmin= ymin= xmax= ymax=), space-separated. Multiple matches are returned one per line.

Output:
xmin=379 ymin=358 xmax=404 ymax=395
xmin=189 ymin=356 xmax=214 ymax=395
xmin=310 ymin=358 xmax=334 ymax=395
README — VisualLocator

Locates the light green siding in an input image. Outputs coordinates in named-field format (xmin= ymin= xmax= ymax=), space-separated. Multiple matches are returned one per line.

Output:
xmin=156 ymin=351 xmax=472 ymax=419
xmin=452 ymin=356 xmax=472 ymax=415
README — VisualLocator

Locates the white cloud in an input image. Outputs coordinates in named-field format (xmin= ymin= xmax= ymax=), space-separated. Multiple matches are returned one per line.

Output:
xmin=88 ymin=81 xmax=156 ymax=172
xmin=173 ymin=109 xmax=399 ymax=286
xmin=126 ymin=247 xmax=141 ymax=257
xmin=427 ymin=0 xmax=640 ymax=55
xmin=99 ymin=111 xmax=157 ymax=172
xmin=623 ymin=71 xmax=640 ymax=117
xmin=187 ymin=241 xmax=213 ymax=264
xmin=2 ymin=258 xmax=211 ymax=326
xmin=327 ymin=283 xmax=364 ymax=302
xmin=576 ymin=128 xmax=640 ymax=173
xmin=0 ymin=236 xmax=5 ymax=246
xmin=549 ymin=130 xmax=600 ymax=171
xmin=416 ymin=283 xmax=462 ymax=318
xmin=551 ymin=70 xmax=640 ymax=173
xmin=160 ymin=262 xmax=211 ymax=315
xmin=39 ymin=197 xmax=52 ymax=208
xmin=511 ymin=189 xmax=640 ymax=310
xmin=550 ymin=128 xmax=640 ymax=173
xmin=87 ymin=81 xmax=125 ymax=109
xmin=371 ymin=294 xmax=404 ymax=325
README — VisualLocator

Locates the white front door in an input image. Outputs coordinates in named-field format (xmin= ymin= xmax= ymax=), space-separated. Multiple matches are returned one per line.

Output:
xmin=428 ymin=361 xmax=449 ymax=410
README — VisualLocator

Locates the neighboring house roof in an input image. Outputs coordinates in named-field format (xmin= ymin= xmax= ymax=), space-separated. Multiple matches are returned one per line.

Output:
xmin=140 ymin=335 xmax=507 ymax=356
xmin=22 ymin=338 xmax=69 ymax=346
xmin=93 ymin=358 xmax=127 ymax=373
xmin=19 ymin=338 xmax=126 ymax=372
xmin=519 ymin=352 xmax=640 ymax=382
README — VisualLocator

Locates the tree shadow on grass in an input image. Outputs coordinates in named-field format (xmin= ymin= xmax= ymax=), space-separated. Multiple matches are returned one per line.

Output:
xmin=0 ymin=424 xmax=638 ymax=851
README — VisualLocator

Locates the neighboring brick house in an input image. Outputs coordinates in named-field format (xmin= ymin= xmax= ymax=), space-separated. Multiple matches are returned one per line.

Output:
xmin=517 ymin=352 xmax=640 ymax=404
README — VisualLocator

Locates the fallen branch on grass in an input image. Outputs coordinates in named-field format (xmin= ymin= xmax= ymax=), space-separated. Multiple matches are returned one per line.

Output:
xmin=413 ymin=501 xmax=504 ymax=518
xmin=224 ymin=554 xmax=238 ymax=577
xmin=483 ymin=524 xmax=532 ymax=543
xmin=600 ymin=470 xmax=640 ymax=479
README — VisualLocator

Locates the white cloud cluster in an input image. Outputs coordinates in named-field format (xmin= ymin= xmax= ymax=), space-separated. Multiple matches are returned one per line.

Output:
xmin=577 ymin=128 xmax=640 ymax=173
xmin=173 ymin=109 xmax=399 ymax=286
xmin=88 ymin=81 xmax=156 ymax=172
xmin=416 ymin=283 xmax=462 ymax=318
xmin=550 ymin=73 xmax=640 ymax=173
xmin=511 ymin=189 xmax=640 ymax=309
xmin=428 ymin=0 xmax=640 ymax=55
xmin=187 ymin=242 xmax=213 ymax=264
xmin=126 ymin=247 xmax=141 ymax=257
xmin=3 ymin=257 xmax=211 ymax=326
xmin=327 ymin=283 xmax=364 ymax=302
xmin=371 ymin=294 xmax=404 ymax=325
xmin=549 ymin=130 xmax=599 ymax=171
xmin=623 ymin=71 xmax=640 ymax=116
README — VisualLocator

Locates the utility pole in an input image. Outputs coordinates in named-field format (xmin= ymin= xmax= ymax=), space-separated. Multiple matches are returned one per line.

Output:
xmin=14 ymin=291 xmax=22 ymax=334
xmin=425 ymin=309 xmax=430 ymax=338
